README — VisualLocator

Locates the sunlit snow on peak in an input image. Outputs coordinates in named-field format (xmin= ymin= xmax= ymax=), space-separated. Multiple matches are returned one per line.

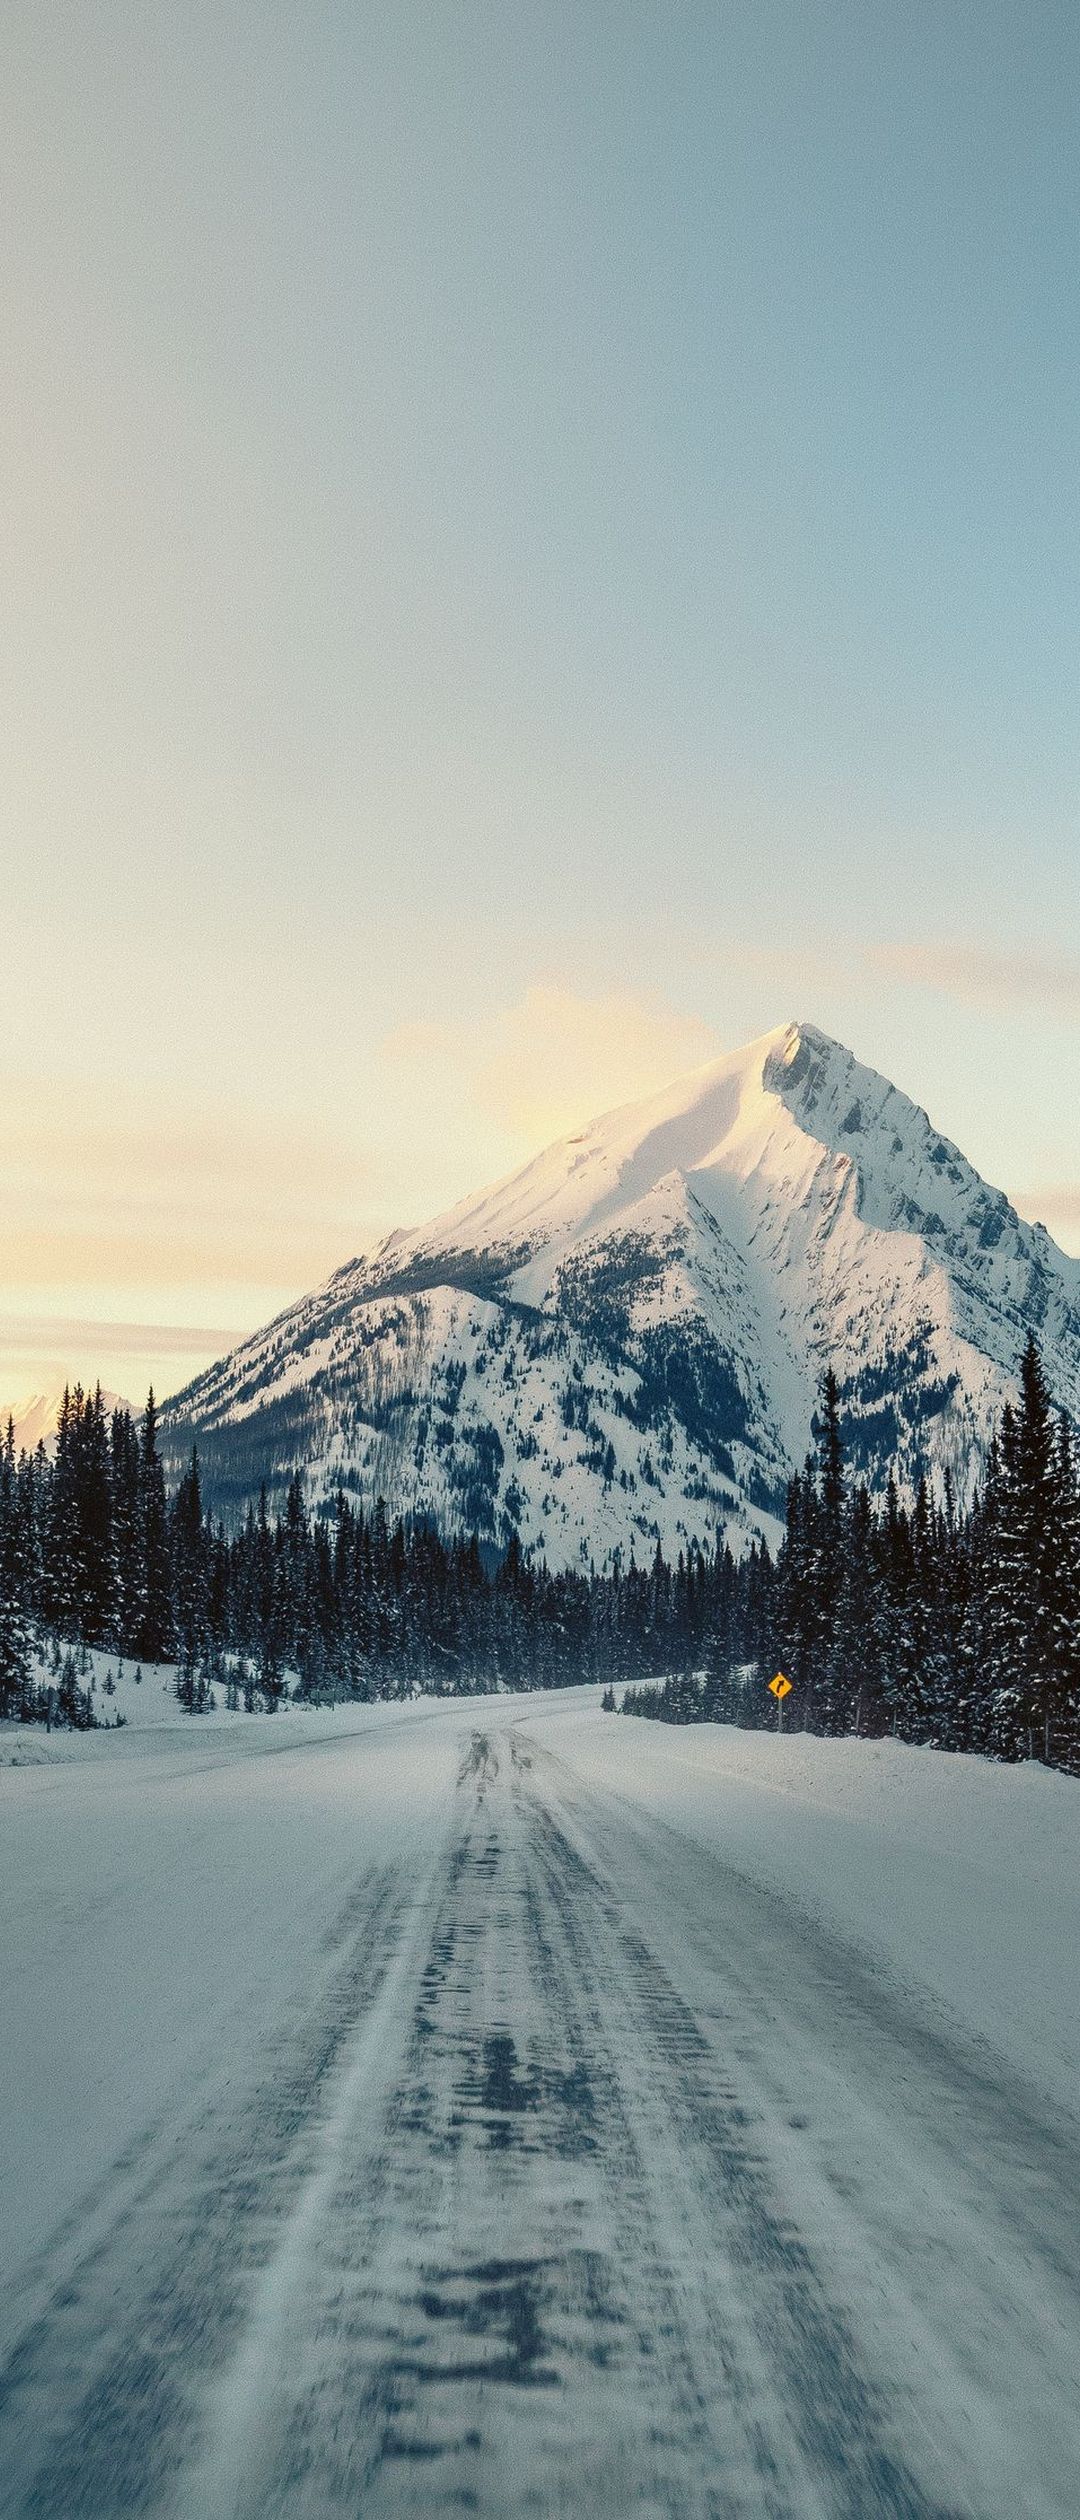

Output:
xmin=162 ymin=1022 xmax=1080 ymax=1567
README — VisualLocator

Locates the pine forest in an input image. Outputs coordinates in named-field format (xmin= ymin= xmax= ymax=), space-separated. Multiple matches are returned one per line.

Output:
xmin=1 ymin=1339 xmax=1078 ymax=1772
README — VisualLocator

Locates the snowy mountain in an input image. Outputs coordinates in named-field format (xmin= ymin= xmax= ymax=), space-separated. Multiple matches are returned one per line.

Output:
xmin=162 ymin=1022 xmax=1080 ymax=1564
xmin=2 ymin=1388 xmax=130 ymax=1455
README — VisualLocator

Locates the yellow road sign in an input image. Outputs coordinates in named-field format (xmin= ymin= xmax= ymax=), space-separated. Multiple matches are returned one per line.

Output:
xmin=769 ymin=1672 xmax=792 ymax=1700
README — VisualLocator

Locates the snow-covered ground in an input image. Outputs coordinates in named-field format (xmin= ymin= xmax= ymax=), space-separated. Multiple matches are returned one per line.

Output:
xmin=0 ymin=1648 xmax=385 ymax=1753
xmin=2 ymin=1693 xmax=1079 ymax=2516
xmin=566 ymin=1707 xmax=1080 ymax=2118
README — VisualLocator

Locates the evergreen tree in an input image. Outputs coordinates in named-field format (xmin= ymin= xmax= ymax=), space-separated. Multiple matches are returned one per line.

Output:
xmin=0 ymin=1418 xmax=34 ymax=1718
xmin=1042 ymin=1412 xmax=1080 ymax=1762
xmin=136 ymin=1392 xmax=173 ymax=1664
xmin=1 ymin=1330 xmax=1077 ymax=1760
xmin=172 ymin=1449 xmax=208 ymax=1707
xmin=110 ymin=1406 xmax=143 ymax=1649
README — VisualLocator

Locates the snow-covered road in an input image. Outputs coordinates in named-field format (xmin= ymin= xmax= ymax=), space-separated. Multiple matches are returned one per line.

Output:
xmin=3 ymin=1696 xmax=1080 ymax=2518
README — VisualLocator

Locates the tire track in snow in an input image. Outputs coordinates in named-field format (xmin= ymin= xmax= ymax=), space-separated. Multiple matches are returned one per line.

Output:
xmin=0 ymin=1869 xmax=408 ymax=2520
xmin=518 ymin=1760 xmax=956 ymax=2520
xmin=522 ymin=1726 xmax=1080 ymax=2520
xmin=235 ymin=1728 xmax=954 ymax=2519
xmin=174 ymin=1836 xmax=452 ymax=2520
xmin=6 ymin=1713 xmax=1074 ymax=2516
xmin=524 ymin=1749 xmax=956 ymax=2519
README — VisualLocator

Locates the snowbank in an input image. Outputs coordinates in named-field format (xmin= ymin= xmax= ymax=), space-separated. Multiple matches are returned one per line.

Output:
xmin=539 ymin=1706 xmax=1080 ymax=2122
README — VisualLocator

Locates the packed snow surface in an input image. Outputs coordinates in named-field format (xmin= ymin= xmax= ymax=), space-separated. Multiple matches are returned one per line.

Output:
xmin=3 ymin=1692 xmax=1080 ymax=2517
xmin=163 ymin=1021 xmax=1080 ymax=1562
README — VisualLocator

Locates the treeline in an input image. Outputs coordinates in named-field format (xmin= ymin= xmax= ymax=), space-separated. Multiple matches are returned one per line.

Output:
xmin=618 ymin=1337 xmax=1080 ymax=1771
xmin=0 ymin=1387 xmax=171 ymax=1720
xmin=1 ymin=1341 xmax=1078 ymax=1768
xmin=0 ymin=1385 xmax=760 ymax=1716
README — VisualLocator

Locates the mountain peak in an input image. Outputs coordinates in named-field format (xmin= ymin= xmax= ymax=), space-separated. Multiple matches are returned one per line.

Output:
xmin=2 ymin=1387 xmax=131 ymax=1454
xmin=162 ymin=1024 xmax=1080 ymax=1566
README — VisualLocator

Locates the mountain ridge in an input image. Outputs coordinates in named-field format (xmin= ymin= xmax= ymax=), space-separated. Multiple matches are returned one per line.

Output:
xmin=162 ymin=1022 xmax=1080 ymax=1563
xmin=2 ymin=1388 xmax=131 ymax=1456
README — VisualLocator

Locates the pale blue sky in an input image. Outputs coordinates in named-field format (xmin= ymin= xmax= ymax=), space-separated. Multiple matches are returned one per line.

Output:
xmin=2 ymin=2 xmax=1078 ymax=1400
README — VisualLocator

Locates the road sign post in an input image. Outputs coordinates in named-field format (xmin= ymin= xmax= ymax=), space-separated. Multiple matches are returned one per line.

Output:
xmin=768 ymin=1670 xmax=792 ymax=1733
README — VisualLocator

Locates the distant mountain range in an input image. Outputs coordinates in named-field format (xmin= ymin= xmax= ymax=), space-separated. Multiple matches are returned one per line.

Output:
xmin=161 ymin=1022 xmax=1080 ymax=1565
xmin=2 ymin=1389 xmax=130 ymax=1455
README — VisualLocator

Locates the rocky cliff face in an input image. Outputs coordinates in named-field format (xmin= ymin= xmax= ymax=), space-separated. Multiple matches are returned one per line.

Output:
xmin=162 ymin=1023 xmax=1080 ymax=1564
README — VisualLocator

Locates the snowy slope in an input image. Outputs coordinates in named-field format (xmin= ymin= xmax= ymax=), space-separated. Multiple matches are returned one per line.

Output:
xmin=1 ymin=1389 xmax=130 ymax=1454
xmin=162 ymin=1022 xmax=1080 ymax=1563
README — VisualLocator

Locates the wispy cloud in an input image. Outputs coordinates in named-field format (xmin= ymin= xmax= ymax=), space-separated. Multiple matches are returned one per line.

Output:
xmin=693 ymin=933 xmax=1080 ymax=1022
xmin=0 ymin=1314 xmax=245 ymax=1419
xmin=866 ymin=943 xmax=1080 ymax=1015
xmin=0 ymin=1222 xmax=354 ymax=1295
xmin=1011 ymin=1186 xmax=1080 ymax=1232
xmin=0 ymin=1073 xmax=385 ymax=1315
xmin=385 ymin=985 xmax=722 ymax=1144
xmin=0 ymin=1078 xmax=381 ymax=1210
xmin=0 ymin=1314 xmax=244 ymax=1359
